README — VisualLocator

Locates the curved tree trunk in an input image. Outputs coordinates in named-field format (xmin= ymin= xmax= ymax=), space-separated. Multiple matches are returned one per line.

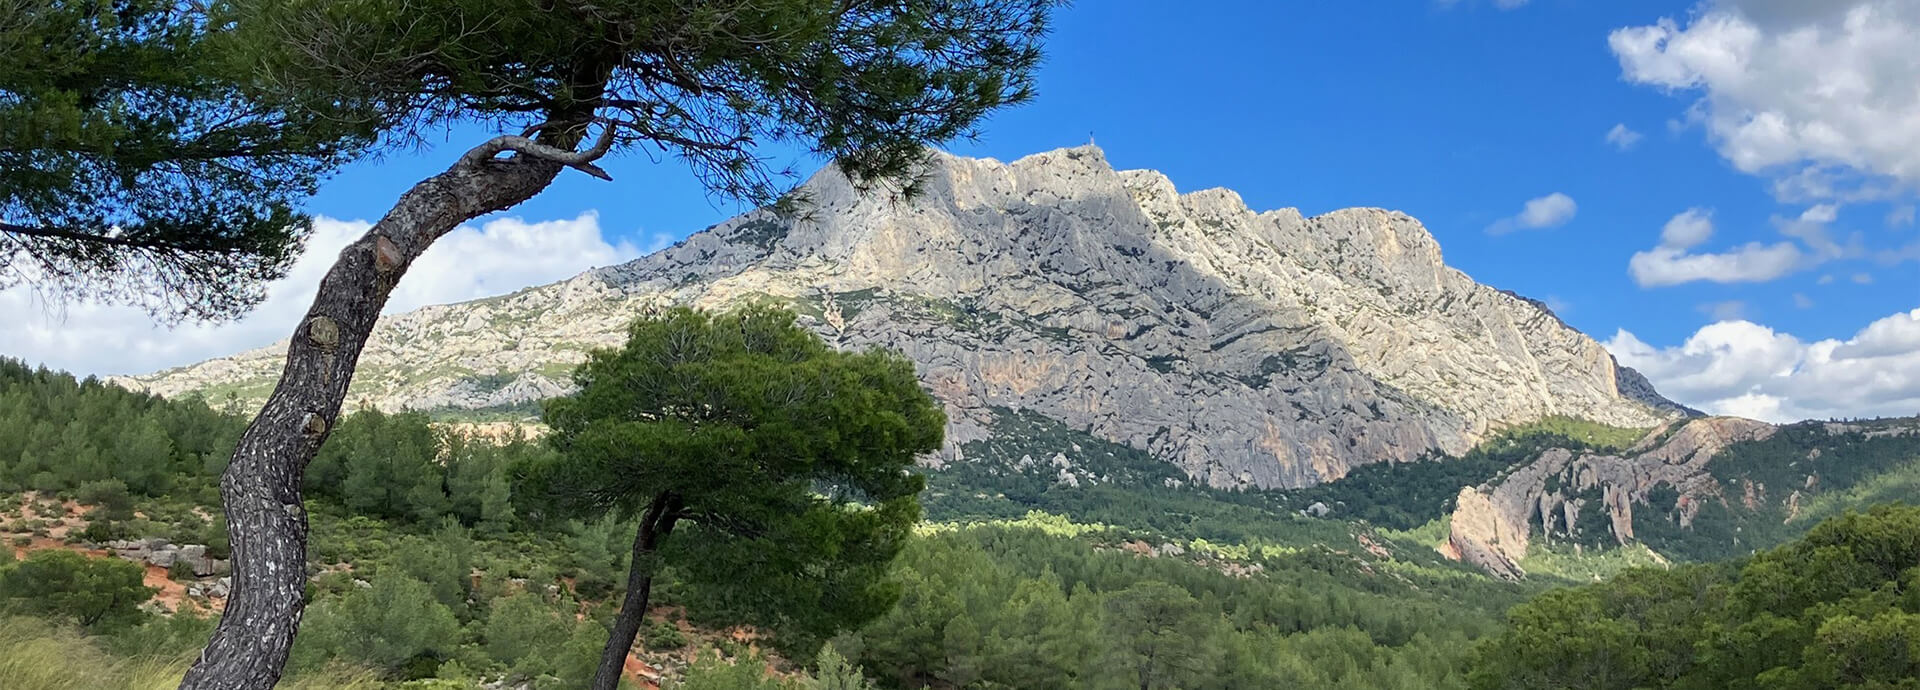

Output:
xmin=591 ymin=493 xmax=683 ymax=690
xmin=177 ymin=142 xmax=581 ymax=690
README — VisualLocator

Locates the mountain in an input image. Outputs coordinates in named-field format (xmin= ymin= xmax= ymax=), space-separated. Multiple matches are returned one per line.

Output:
xmin=122 ymin=145 xmax=1687 ymax=489
xmin=1446 ymin=415 xmax=1920 ymax=579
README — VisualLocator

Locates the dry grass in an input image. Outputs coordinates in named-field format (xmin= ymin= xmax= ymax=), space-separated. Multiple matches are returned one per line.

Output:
xmin=0 ymin=615 xmax=384 ymax=690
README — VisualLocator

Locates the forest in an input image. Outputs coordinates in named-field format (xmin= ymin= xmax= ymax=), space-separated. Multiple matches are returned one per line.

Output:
xmin=1 ymin=356 xmax=1916 ymax=689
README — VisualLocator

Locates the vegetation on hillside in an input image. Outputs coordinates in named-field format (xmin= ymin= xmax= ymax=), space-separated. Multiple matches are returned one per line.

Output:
xmin=5 ymin=355 xmax=1919 ymax=688
xmin=1469 ymin=504 xmax=1920 ymax=689
xmin=1631 ymin=418 xmax=1920 ymax=562
xmin=0 ymin=355 xmax=1531 ymax=688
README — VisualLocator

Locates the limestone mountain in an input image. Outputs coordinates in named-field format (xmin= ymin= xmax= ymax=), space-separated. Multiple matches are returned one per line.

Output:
xmin=1445 ymin=415 xmax=1920 ymax=579
xmin=123 ymin=146 xmax=1686 ymax=489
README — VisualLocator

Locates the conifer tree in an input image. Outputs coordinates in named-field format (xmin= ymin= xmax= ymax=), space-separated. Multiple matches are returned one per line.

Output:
xmin=518 ymin=305 xmax=945 ymax=690
xmin=149 ymin=3 xmax=1057 ymax=686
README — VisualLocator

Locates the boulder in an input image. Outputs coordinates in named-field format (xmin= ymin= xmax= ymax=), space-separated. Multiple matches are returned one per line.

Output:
xmin=177 ymin=544 xmax=224 ymax=577
xmin=144 ymin=546 xmax=180 ymax=569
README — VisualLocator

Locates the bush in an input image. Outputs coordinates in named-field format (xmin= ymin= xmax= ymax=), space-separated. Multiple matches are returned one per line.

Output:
xmin=292 ymin=574 xmax=463 ymax=677
xmin=167 ymin=561 xmax=197 ymax=582
xmin=644 ymin=619 xmax=688 ymax=650
xmin=671 ymin=648 xmax=801 ymax=690
xmin=0 ymin=550 xmax=154 ymax=629
xmin=481 ymin=594 xmax=569 ymax=674
xmin=75 ymin=480 xmax=135 ymax=522
xmin=79 ymin=520 xmax=121 ymax=543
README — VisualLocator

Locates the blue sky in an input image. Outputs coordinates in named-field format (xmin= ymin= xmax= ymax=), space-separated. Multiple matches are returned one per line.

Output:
xmin=303 ymin=0 xmax=1911 ymax=351
xmin=7 ymin=0 xmax=1918 ymax=421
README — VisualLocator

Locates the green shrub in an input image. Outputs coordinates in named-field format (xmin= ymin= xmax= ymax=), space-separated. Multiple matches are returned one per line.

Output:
xmin=671 ymin=648 xmax=801 ymax=690
xmin=291 ymin=574 xmax=463 ymax=677
xmin=79 ymin=520 xmax=120 ymax=543
xmin=644 ymin=619 xmax=688 ymax=650
xmin=75 ymin=480 xmax=135 ymax=522
xmin=0 ymin=550 xmax=154 ymax=629
xmin=167 ymin=561 xmax=197 ymax=582
xmin=482 ymin=594 xmax=569 ymax=674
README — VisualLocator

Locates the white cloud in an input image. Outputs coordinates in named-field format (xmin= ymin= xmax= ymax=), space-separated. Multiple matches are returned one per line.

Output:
xmin=1853 ymin=272 xmax=1874 ymax=284
xmin=1606 ymin=124 xmax=1645 ymax=151
xmin=1627 ymin=206 xmax=1851 ymax=287
xmin=1818 ymin=274 xmax=1837 ymax=285
xmin=1628 ymin=243 xmax=1803 ymax=287
xmin=1775 ymin=203 xmax=1860 ymax=259
xmin=1610 ymin=1 xmax=1920 ymax=199
xmin=1608 ymin=308 xmax=1920 ymax=421
xmin=1488 ymin=192 xmax=1578 ymax=234
xmin=1660 ymin=208 xmax=1717 ymax=249
xmin=1700 ymin=300 xmax=1749 ymax=321
xmin=1 ymin=212 xmax=642 ymax=377
xmin=1793 ymin=292 xmax=1814 ymax=309
xmin=1891 ymin=205 xmax=1917 ymax=227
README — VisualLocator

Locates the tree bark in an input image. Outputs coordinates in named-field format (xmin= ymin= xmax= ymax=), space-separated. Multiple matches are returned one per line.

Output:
xmin=177 ymin=139 xmax=583 ymax=690
xmin=591 ymin=493 xmax=682 ymax=690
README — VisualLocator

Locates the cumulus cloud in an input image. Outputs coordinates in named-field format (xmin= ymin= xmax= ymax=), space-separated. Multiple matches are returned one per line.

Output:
xmin=1 ymin=213 xmax=643 ymax=378
xmin=1629 ymin=208 xmax=1806 ymax=287
xmin=1660 ymin=208 xmax=1716 ymax=249
xmin=1610 ymin=1 xmax=1920 ymax=198
xmin=1488 ymin=192 xmax=1578 ymax=234
xmin=1629 ymin=243 xmax=1804 ymax=287
xmin=1609 ymin=308 xmax=1920 ymax=422
xmin=1606 ymin=124 xmax=1644 ymax=151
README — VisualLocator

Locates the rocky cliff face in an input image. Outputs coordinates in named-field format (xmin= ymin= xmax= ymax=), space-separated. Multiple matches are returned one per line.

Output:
xmin=1444 ymin=417 xmax=1775 ymax=579
xmin=1443 ymin=416 xmax=1920 ymax=578
xmin=122 ymin=146 xmax=1684 ymax=489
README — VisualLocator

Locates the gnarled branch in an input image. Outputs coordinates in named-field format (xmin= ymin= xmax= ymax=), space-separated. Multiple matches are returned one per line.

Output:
xmin=459 ymin=121 xmax=619 ymax=180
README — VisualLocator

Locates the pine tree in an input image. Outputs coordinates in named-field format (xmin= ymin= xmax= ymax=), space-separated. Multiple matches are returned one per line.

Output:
xmin=518 ymin=306 xmax=946 ymax=690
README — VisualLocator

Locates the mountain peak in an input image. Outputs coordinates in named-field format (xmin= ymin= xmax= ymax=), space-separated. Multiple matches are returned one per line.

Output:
xmin=124 ymin=147 xmax=1687 ymax=489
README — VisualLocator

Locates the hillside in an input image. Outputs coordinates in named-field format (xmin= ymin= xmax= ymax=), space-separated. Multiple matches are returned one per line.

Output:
xmin=121 ymin=146 xmax=1687 ymax=489
xmin=7 ymin=357 xmax=1918 ymax=689
xmin=1443 ymin=416 xmax=1920 ymax=579
xmin=0 ymin=359 xmax=1533 ymax=689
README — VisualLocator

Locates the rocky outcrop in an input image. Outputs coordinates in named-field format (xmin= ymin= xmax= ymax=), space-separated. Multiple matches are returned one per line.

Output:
xmin=108 ymin=537 xmax=231 ymax=577
xmin=121 ymin=146 xmax=1684 ymax=489
xmin=1445 ymin=417 xmax=1775 ymax=579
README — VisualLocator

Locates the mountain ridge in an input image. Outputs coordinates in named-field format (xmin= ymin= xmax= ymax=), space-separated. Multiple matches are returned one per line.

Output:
xmin=120 ymin=145 xmax=1688 ymax=489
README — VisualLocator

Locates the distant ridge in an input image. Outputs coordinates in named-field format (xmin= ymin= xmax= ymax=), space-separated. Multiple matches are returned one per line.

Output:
xmin=122 ymin=145 xmax=1687 ymax=489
